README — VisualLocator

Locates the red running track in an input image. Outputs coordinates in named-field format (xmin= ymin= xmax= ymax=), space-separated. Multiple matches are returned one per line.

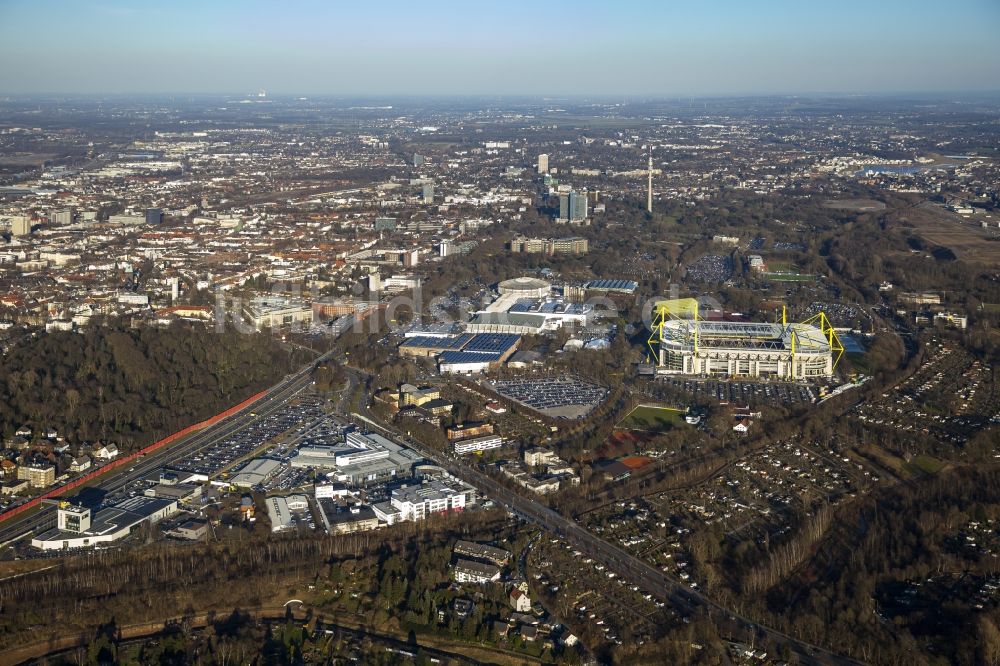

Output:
xmin=0 ymin=390 xmax=267 ymax=525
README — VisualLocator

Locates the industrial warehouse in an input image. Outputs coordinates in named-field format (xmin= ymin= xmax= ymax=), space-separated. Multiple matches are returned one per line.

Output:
xmin=650 ymin=300 xmax=844 ymax=380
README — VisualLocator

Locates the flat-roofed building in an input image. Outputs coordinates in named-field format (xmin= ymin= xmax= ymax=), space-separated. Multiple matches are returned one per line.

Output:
xmin=230 ymin=458 xmax=282 ymax=488
xmin=31 ymin=496 xmax=178 ymax=551
xmin=453 ymin=435 xmax=503 ymax=455
xmin=317 ymin=499 xmax=379 ymax=534
xmin=18 ymin=462 xmax=55 ymax=489
xmin=243 ymin=296 xmax=312 ymax=330
xmin=453 ymin=539 xmax=511 ymax=566
xmin=390 ymin=477 xmax=475 ymax=522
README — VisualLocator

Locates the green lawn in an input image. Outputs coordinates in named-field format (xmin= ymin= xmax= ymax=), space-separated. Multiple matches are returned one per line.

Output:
xmin=904 ymin=454 xmax=945 ymax=477
xmin=767 ymin=260 xmax=797 ymax=272
xmin=763 ymin=271 xmax=816 ymax=282
xmin=618 ymin=404 xmax=687 ymax=433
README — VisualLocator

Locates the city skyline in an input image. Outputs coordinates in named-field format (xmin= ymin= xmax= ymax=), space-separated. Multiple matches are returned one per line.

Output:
xmin=1 ymin=0 xmax=999 ymax=96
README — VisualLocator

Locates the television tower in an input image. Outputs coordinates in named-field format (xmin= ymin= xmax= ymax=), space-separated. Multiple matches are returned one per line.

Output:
xmin=646 ymin=149 xmax=653 ymax=213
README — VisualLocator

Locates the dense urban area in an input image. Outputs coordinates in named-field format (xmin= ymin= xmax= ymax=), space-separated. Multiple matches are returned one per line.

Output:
xmin=0 ymin=92 xmax=999 ymax=666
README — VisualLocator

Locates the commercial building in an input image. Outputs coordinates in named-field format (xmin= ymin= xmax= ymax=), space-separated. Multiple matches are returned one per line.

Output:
xmin=31 ymin=497 xmax=178 ymax=551
xmin=290 ymin=431 xmax=422 ymax=487
xmin=266 ymin=496 xmax=295 ymax=532
xmin=558 ymin=191 xmax=588 ymax=223
xmin=382 ymin=274 xmax=421 ymax=292
xmin=317 ymin=499 xmax=379 ymax=534
xmin=437 ymin=333 xmax=521 ymax=375
xmin=389 ymin=477 xmax=476 ymax=522
xmin=537 ymin=154 xmax=548 ymax=174
xmin=243 ymin=296 xmax=313 ymax=330
xmin=108 ymin=214 xmax=146 ymax=226
xmin=497 ymin=276 xmax=552 ymax=299
xmin=509 ymin=236 xmax=588 ymax=256
xmin=229 ymin=458 xmax=282 ymax=488
xmin=584 ymin=279 xmax=638 ymax=294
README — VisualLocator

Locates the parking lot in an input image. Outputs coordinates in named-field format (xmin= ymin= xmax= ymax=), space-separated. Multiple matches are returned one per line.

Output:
xmin=684 ymin=254 xmax=732 ymax=283
xmin=486 ymin=376 xmax=609 ymax=419
xmin=799 ymin=301 xmax=869 ymax=328
xmin=98 ymin=395 xmax=329 ymax=507
xmin=772 ymin=242 xmax=805 ymax=252
xmin=656 ymin=377 xmax=818 ymax=406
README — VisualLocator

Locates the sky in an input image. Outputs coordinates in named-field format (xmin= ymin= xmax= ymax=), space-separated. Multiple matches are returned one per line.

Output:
xmin=0 ymin=0 xmax=998 ymax=96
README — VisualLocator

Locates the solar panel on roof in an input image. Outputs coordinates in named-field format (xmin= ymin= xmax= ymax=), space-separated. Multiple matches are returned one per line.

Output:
xmin=439 ymin=351 xmax=500 ymax=364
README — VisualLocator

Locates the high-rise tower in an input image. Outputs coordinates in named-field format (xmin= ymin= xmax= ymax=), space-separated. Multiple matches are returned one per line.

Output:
xmin=647 ymin=151 xmax=653 ymax=213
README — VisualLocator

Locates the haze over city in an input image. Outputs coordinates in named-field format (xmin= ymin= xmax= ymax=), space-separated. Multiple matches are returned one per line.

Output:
xmin=1 ymin=0 xmax=999 ymax=95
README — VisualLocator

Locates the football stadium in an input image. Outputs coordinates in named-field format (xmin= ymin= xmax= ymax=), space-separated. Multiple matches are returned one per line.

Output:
xmin=648 ymin=299 xmax=843 ymax=380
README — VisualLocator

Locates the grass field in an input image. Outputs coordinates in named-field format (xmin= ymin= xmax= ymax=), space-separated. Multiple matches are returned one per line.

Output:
xmin=761 ymin=260 xmax=816 ymax=282
xmin=822 ymin=198 xmax=886 ymax=212
xmin=904 ymin=454 xmax=946 ymax=478
xmin=904 ymin=202 xmax=1000 ymax=264
xmin=618 ymin=404 xmax=687 ymax=433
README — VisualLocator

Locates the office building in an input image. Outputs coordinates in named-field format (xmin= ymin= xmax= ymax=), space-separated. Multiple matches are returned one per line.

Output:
xmin=145 ymin=208 xmax=163 ymax=225
xmin=422 ymin=183 xmax=435 ymax=203
xmin=290 ymin=431 xmax=422 ymax=487
xmin=242 ymin=296 xmax=313 ymax=330
xmin=558 ymin=191 xmax=588 ymax=223
xmin=508 ymin=236 xmax=588 ymax=256
xmin=108 ymin=214 xmax=145 ymax=225
xmin=389 ymin=477 xmax=476 ymax=522
xmin=537 ymin=154 xmax=548 ymax=174
xmin=51 ymin=209 xmax=74 ymax=225
xmin=453 ymin=434 xmax=503 ymax=455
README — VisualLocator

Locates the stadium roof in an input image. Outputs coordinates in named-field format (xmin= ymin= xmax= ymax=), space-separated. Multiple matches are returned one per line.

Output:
xmin=661 ymin=320 xmax=830 ymax=352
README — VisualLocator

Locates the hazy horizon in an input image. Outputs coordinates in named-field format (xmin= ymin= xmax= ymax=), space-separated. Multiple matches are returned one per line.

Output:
xmin=1 ymin=0 xmax=999 ymax=96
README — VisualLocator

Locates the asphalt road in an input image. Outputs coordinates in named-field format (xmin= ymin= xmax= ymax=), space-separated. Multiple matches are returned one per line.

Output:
xmin=349 ymin=382 xmax=862 ymax=666
xmin=0 ymin=335 xmax=349 ymax=548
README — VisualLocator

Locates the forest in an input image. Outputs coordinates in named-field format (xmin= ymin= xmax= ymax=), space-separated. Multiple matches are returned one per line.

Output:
xmin=0 ymin=321 xmax=311 ymax=450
